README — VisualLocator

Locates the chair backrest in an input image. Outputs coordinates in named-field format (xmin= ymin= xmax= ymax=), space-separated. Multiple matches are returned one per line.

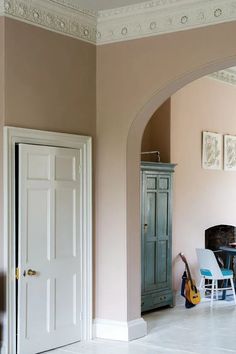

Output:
xmin=196 ymin=248 xmax=222 ymax=278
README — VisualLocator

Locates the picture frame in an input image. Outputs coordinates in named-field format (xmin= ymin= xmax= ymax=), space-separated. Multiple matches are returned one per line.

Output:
xmin=202 ymin=131 xmax=222 ymax=170
xmin=224 ymin=134 xmax=236 ymax=171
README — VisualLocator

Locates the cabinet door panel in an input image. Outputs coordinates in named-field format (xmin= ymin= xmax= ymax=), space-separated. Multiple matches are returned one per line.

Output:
xmin=144 ymin=241 xmax=157 ymax=291
xmin=159 ymin=177 xmax=169 ymax=190
xmin=157 ymin=191 xmax=169 ymax=238
xmin=157 ymin=240 xmax=168 ymax=285
xmin=147 ymin=177 xmax=157 ymax=190
xmin=146 ymin=192 xmax=157 ymax=237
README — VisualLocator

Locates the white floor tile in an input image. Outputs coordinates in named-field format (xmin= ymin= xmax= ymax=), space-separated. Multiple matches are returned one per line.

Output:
xmin=43 ymin=297 xmax=236 ymax=354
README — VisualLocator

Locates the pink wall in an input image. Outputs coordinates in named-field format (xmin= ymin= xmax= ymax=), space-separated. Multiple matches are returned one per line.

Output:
xmin=4 ymin=19 xmax=96 ymax=136
xmin=171 ymin=76 xmax=236 ymax=290
xmin=141 ymin=99 xmax=170 ymax=163
xmin=0 ymin=17 xmax=4 ymax=123
xmin=3 ymin=15 xmax=236 ymax=331
xmin=0 ymin=17 xmax=5 ymax=344
xmin=98 ymin=21 xmax=236 ymax=322
xmin=0 ymin=19 xmax=96 ymax=337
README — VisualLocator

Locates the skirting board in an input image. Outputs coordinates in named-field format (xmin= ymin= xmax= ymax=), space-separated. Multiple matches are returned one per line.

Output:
xmin=93 ymin=318 xmax=147 ymax=341
xmin=0 ymin=343 xmax=7 ymax=354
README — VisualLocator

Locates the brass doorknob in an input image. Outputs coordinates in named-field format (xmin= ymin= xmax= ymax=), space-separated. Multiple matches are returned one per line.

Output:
xmin=27 ymin=269 xmax=37 ymax=276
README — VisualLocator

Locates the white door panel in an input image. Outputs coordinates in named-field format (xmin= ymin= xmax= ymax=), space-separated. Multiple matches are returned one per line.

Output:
xmin=17 ymin=144 xmax=82 ymax=354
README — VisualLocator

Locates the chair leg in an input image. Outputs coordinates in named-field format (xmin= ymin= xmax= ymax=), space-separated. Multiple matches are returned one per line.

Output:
xmin=215 ymin=280 xmax=218 ymax=301
xmin=211 ymin=280 xmax=215 ymax=307
xmin=199 ymin=277 xmax=204 ymax=290
xmin=199 ymin=277 xmax=205 ymax=298
xmin=229 ymin=278 xmax=236 ymax=305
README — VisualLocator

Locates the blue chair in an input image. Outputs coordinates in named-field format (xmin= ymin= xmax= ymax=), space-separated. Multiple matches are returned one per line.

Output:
xmin=196 ymin=248 xmax=236 ymax=307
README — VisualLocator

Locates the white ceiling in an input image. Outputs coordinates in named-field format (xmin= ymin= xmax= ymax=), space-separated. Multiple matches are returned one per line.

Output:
xmin=67 ymin=0 xmax=150 ymax=11
xmin=53 ymin=0 xmax=192 ymax=12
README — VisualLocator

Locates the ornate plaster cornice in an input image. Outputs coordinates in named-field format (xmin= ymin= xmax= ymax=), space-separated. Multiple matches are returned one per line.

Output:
xmin=97 ymin=0 xmax=236 ymax=44
xmin=210 ymin=68 xmax=236 ymax=86
xmin=0 ymin=0 xmax=4 ymax=15
xmin=1 ymin=0 xmax=98 ymax=43
xmin=0 ymin=0 xmax=236 ymax=44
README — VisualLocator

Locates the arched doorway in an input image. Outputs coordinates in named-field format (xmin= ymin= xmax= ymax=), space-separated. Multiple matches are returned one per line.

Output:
xmin=126 ymin=58 xmax=236 ymax=321
xmin=95 ymin=21 xmax=236 ymax=341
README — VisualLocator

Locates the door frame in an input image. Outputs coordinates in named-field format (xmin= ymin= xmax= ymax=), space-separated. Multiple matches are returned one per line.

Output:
xmin=4 ymin=127 xmax=92 ymax=354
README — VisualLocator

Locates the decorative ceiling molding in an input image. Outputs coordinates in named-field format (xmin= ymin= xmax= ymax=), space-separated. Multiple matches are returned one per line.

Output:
xmin=209 ymin=68 xmax=236 ymax=86
xmin=97 ymin=0 xmax=236 ymax=44
xmin=0 ymin=0 xmax=4 ymax=15
xmin=0 ymin=0 xmax=236 ymax=44
xmin=1 ymin=0 xmax=97 ymax=43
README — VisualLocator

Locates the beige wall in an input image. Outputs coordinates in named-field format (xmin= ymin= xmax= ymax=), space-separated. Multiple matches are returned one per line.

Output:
xmin=4 ymin=19 xmax=96 ymax=136
xmin=171 ymin=76 xmax=236 ymax=289
xmin=1 ymin=19 xmax=96 ymax=346
xmin=0 ymin=17 xmax=4 ymax=123
xmin=97 ymin=21 xmax=236 ymax=322
xmin=3 ymin=15 xmax=236 ymax=333
xmin=141 ymin=99 xmax=170 ymax=163
xmin=0 ymin=16 xmax=5 ymax=346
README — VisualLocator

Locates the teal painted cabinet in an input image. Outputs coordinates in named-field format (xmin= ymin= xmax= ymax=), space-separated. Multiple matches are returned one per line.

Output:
xmin=141 ymin=162 xmax=176 ymax=312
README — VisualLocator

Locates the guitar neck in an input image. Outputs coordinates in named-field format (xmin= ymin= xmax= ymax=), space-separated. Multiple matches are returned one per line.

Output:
xmin=180 ymin=253 xmax=194 ymax=285
xmin=185 ymin=262 xmax=193 ymax=285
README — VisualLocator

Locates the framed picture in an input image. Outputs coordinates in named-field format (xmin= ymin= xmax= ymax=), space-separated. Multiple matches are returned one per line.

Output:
xmin=224 ymin=135 xmax=236 ymax=171
xmin=202 ymin=131 xmax=222 ymax=170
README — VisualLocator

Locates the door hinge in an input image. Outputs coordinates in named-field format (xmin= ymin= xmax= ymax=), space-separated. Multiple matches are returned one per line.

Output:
xmin=15 ymin=267 xmax=20 ymax=280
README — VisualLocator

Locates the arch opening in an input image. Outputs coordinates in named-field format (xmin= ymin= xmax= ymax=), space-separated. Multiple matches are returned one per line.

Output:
xmin=126 ymin=58 xmax=236 ymax=321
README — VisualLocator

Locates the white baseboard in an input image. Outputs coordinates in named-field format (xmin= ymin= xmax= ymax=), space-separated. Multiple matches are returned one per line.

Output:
xmin=0 ymin=343 xmax=6 ymax=354
xmin=93 ymin=317 xmax=147 ymax=341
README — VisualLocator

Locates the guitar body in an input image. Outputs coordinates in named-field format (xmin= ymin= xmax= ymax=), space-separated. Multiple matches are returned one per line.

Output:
xmin=185 ymin=279 xmax=201 ymax=305
xmin=179 ymin=252 xmax=201 ymax=305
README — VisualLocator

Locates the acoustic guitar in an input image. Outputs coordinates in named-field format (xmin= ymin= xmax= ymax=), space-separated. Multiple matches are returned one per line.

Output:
xmin=179 ymin=252 xmax=201 ymax=305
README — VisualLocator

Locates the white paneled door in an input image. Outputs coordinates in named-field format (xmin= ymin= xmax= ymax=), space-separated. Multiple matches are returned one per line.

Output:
xmin=17 ymin=144 xmax=82 ymax=354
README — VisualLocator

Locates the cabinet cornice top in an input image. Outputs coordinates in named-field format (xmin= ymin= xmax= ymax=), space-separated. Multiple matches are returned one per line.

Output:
xmin=141 ymin=162 xmax=177 ymax=172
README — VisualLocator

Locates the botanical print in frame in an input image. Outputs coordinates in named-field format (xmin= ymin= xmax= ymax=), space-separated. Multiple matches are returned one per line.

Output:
xmin=202 ymin=132 xmax=222 ymax=170
xmin=224 ymin=135 xmax=236 ymax=171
